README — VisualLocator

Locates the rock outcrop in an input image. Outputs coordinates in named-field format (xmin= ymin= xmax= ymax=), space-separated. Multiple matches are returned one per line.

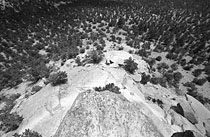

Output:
xmin=2 ymin=51 xmax=210 ymax=137
xmin=54 ymin=90 xmax=163 ymax=137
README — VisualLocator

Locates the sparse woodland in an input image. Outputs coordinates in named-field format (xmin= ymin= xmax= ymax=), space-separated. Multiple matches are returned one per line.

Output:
xmin=0 ymin=0 xmax=210 ymax=135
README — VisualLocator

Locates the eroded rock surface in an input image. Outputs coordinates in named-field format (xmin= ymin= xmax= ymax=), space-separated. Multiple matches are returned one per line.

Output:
xmin=54 ymin=90 xmax=163 ymax=137
xmin=2 ymin=51 xmax=209 ymax=137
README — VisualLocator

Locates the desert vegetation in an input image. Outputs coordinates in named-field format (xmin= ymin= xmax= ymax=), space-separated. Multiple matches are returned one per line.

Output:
xmin=0 ymin=94 xmax=23 ymax=133
xmin=14 ymin=129 xmax=42 ymax=137
xmin=95 ymin=83 xmax=120 ymax=94
xmin=85 ymin=50 xmax=103 ymax=64
xmin=0 ymin=0 xmax=209 ymax=124
xmin=123 ymin=57 xmax=138 ymax=74
xmin=140 ymin=73 xmax=151 ymax=85
xmin=47 ymin=71 xmax=68 ymax=86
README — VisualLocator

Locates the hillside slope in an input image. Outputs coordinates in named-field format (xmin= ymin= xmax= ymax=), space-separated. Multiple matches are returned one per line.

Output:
xmin=0 ymin=0 xmax=210 ymax=137
xmin=1 ymin=51 xmax=209 ymax=137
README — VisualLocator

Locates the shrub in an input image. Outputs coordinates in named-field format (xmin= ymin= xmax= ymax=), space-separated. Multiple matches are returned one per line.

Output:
xmin=144 ymin=58 xmax=156 ymax=68
xmin=96 ymin=45 xmax=104 ymax=51
xmin=142 ymin=42 xmax=151 ymax=50
xmin=136 ymin=49 xmax=148 ymax=58
xmin=128 ymin=50 xmax=133 ymax=54
xmin=123 ymin=57 xmax=138 ymax=74
xmin=150 ymin=77 xmax=159 ymax=85
xmin=194 ymin=57 xmax=204 ymax=65
xmin=13 ymin=129 xmax=42 ymax=137
xmin=80 ymin=33 xmax=88 ymax=39
xmin=206 ymin=76 xmax=210 ymax=82
xmin=110 ymin=35 xmax=116 ymax=42
xmin=166 ymin=52 xmax=173 ymax=59
xmin=0 ymin=68 xmax=23 ymax=90
xmin=183 ymin=81 xmax=196 ymax=88
xmin=183 ymin=65 xmax=194 ymax=71
xmin=86 ymin=45 xmax=90 ymax=50
xmin=192 ymin=69 xmax=203 ymax=77
xmin=87 ymin=50 xmax=103 ymax=64
xmin=192 ymin=78 xmax=207 ymax=86
xmin=157 ymin=62 xmax=169 ymax=72
xmin=117 ymin=18 xmax=125 ymax=28
xmin=75 ymin=57 xmax=83 ymax=66
xmin=95 ymin=83 xmax=120 ymax=94
xmin=151 ymin=68 xmax=156 ymax=72
xmin=31 ymin=86 xmax=42 ymax=93
xmin=204 ymin=64 xmax=210 ymax=75
xmin=90 ymin=32 xmax=98 ymax=42
xmin=156 ymin=99 xmax=164 ymax=108
xmin=80 ymin=48 xmax=85 ymax=54
xmin=0 ymin=94 xmax=23 ymax=132
xmin=159 ymin=77 xmax=167 ymax=88
xmin=66 ymin=48 xmax=78 ymax=59
xmin=0 ymin=112 xmax=23 ymax=133
xmin=118 ymin=46 xmax=124 ymax=50
xmin=140 ymin=73 xmax=151 ymax=85
xmin=99 ymin=38 xmax=105 ymax=45
xmin=173 ymin=72 xmax=183 ymax=83
xmin=171 ymin=63 xmax=178 ymax=71
xmin=184 ymin=82 xmax=198 ymax=94
xmin=116 ymin=37 xmax=122 ymax=43
xmin=175 ymin=88 xmax=186 ymax=96
xmin=28 ymin=58 xmax=50 ymax=83
xmin=48 ymin=71 xmax=68 ymax=86
xmin=180 ymin=59 xmax=187 ymax=66
xmin=164 ymin=71 xmax=174 ymax=87
xmin=155 ymin=56 xmax=162 ymax=61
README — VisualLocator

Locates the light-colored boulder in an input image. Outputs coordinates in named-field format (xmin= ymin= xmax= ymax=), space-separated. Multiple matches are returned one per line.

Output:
xmin=104 ymin=50 xmax=133 ymax=65
xmin=54 ymin=90 xmax=163 ymax=137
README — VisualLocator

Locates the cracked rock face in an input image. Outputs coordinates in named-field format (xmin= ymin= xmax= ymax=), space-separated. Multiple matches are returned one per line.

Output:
xmin=4 ymin=51 xmax=210 ymax=137
xmin=54 ymin=90 xmax=163 ymax=137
